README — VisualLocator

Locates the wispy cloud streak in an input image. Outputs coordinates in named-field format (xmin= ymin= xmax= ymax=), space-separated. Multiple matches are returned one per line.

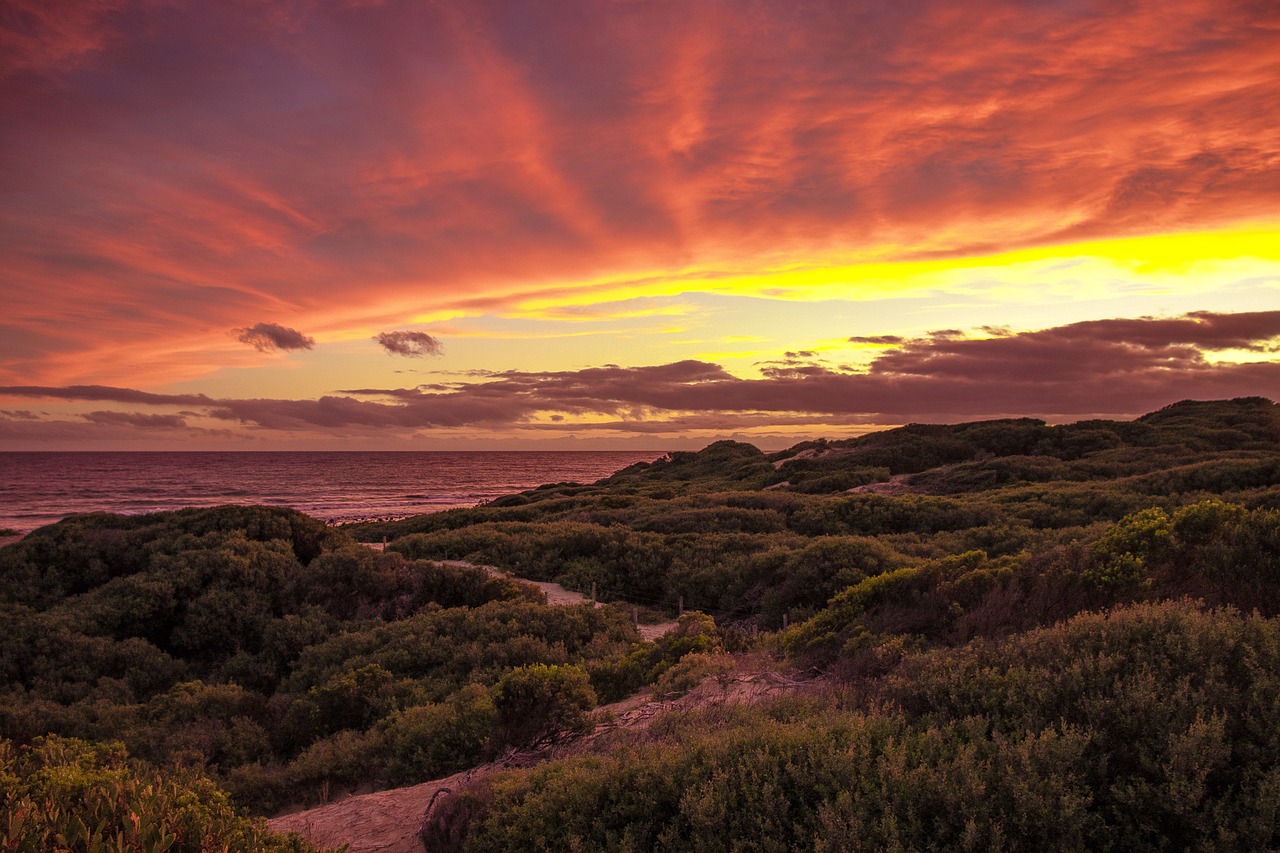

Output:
xmin=1 ymin=0 xmax=1278 ymax=385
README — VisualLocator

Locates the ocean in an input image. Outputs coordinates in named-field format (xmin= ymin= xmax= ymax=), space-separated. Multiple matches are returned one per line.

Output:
xmin=0 ymin=451 xmax=661 ymax=534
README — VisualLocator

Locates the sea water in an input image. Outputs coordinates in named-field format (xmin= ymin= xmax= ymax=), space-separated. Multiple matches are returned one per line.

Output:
xmin=0 ymin=451 xmax=660 ymax=534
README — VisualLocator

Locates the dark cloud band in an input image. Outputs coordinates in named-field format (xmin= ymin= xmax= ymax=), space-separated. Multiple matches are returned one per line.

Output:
xmin=4 ymin=310 xmax=1278 ymax=434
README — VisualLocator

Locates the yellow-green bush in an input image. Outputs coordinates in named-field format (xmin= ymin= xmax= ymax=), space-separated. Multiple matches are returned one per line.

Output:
xmin=0 ymin=736 xmax=330 ymax=852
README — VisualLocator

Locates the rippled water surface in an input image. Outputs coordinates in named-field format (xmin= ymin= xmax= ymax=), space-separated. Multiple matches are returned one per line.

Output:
xmin=0 ymin=451 xmax=660 ymax=533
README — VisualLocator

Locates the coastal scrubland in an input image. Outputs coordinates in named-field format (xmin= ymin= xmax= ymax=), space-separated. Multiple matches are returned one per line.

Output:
xmin=2 ymin=397 xmax=1279 ymax=851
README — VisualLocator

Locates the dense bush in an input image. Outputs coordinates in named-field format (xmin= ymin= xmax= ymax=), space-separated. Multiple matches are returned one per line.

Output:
xmin=492 ymin=664 xmax=597 ymax=747
xmin=0 ymin=507 xmax=642 ymax=813
xmin=6 ymin=397 xmax=1279 ymax=843
xmin=0 ymin=736 xmax=326 ymax=852
xmin=425 ymin=602 xmax=1280 ymax=852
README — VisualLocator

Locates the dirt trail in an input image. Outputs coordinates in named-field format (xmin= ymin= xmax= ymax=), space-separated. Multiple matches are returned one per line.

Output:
xmin=269 ymin=775 xmax=456 ymax=853
xmin=438 ymin=560 xmax=678 ymax=640
xmin=366 ymin=545 xmax=679 ymax=639
xmin=268 ymin=545 xmax=691 ymax=850
xmin=268 ymin=669 xmax=822 ymax=853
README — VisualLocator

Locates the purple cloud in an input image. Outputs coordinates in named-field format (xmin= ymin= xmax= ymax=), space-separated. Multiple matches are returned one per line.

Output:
xmin=82 ymin=411 xmax=188 ymax=429
xmin=375 ymin=331 xmax=444 ymax=358
xmin=234 ymin=323 xmax=315 ymax=352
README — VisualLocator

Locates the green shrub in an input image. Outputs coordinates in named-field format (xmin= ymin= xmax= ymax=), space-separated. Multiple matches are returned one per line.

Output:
xmin=0 ymin=736 xmax=328 ymax=852
xmin=383 ymin=685 xmax=496 ymax=784
xmin=426 ymin=602 xmax=1280 ymax=852
xmin=491 ymin=664 xmax=596 ymax=747
xmin=652 ymin=651 xmax=735 ymax=697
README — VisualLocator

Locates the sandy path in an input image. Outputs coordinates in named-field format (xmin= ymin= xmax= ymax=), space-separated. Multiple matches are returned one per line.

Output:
xmin=270 ymin=776 xmax=456 ymax=853
xmin=440 ymin=558 xmax=680 ymax=637
xmin=436 ymin=559 xmax=679 ymax=638
xmin=268 ymin=545 xmax=682 ymax=850
xmin=269 ymin=670 xmax=821 ymax=852
xmin=365 ymin=545 xmax=680 ymax=637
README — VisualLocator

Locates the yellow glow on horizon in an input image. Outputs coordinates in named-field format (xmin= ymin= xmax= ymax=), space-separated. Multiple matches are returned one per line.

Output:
xmin=1206 ymin=347 xmax=1280 ymax=366
xmin=692 ymin=226 xmax=1280 ymax=303
xmin=424 ymin=224 xmax=1280 ymax=322
xmin=131 ymin=223 xmax=1280 ymax=396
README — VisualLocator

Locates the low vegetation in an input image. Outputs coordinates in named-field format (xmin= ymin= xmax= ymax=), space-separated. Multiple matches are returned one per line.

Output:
xmin=0 ymin=736 xmax=323 ymax=852
xmin=0 ymin=506 xmax=652 ymax=815
xmin=2 ymin=397 xmax=1278 ymax=850
xmin=427 ymin=601 xmax=1280 ymax=852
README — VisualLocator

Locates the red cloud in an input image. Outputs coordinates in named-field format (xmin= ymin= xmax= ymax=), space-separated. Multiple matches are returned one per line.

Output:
xmin=82 ymin=410 xmax=187 ymax=429
xmin=2 ymin=1 xmax=1279 ymax=384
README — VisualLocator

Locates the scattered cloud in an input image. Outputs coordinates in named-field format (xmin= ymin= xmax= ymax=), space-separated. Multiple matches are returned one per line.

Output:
xmin=233 ymin=323 xmax=315 ymax=352
xmin=869 ymin=310 xmax=1280 ymax=382
xmin=375 ymin=330 xmax=444 ymax=358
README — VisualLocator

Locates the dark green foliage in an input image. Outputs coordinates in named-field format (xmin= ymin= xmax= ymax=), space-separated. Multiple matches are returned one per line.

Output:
xmin=588 ymin=612 xmax=723 ymax=702
xmin=782 ymin=498 xmax=1280 ymax=664
xmin=283 ymin=600 xmax=635 ymax=703
xmin=619 ymin=441 xmax=775 ymax=490
xmin=6 ymin=398 xmax=1280 ymax=843
xmin=426 ymin=603 xmax=1280 ymax=852
xmin=290 ymin=545 xmax=539 ymax=620
xmin=908 ymin=454 xmax=1074 ymax=493
xmin=0 ymin=506 xmax=641 ymax=814
xmin=790 ymin=493 xmax=1000 ymax=536
xmin=491 ymin=664 xmax=596 ymax=747
xmin=382 ymin=684 xmax=496 ymax=784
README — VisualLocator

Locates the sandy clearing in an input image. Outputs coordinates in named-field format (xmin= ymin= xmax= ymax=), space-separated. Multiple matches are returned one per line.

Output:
xmin=270 ymin=775 xmax=456 ymax=853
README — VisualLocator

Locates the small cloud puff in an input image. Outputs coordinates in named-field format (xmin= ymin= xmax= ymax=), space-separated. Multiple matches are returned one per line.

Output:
xmin=234 ymin=323 xmax=315 ymax=352
xmin=375 ymin=331 xmax=444 ymax=357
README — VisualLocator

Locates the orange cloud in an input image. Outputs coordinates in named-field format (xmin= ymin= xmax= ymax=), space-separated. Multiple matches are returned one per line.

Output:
xmin=1 ymin=0 xmax=1278 ymax=392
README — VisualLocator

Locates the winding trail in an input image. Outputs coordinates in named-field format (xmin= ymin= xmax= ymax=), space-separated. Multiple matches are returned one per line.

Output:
xmin=267 ymin=544 xmax=687 ymax=850
xmin=366 ymin=544 xmax=679 ymax=639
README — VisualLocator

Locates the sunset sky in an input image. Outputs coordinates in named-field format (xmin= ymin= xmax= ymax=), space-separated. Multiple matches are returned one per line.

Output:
xmin=2 ymin=0 xmax=1278 ymax=450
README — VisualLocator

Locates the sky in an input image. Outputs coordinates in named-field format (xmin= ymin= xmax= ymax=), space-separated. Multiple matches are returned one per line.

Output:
xmin=1 ymin=0 xmax=1278 ymax=450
